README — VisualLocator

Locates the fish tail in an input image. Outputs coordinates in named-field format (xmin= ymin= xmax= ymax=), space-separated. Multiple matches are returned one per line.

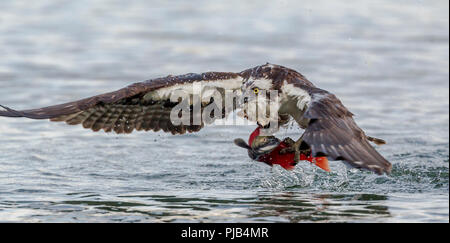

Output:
xmin=314 ymin=157 xmax=330 ymax=172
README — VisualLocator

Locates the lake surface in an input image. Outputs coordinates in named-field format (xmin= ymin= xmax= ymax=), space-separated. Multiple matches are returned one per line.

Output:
xmin=0 ymin=0 xmax=448 ymax=222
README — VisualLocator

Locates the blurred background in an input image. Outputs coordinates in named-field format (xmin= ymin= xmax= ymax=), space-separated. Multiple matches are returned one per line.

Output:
xmin=0 ymin=0 xmax=448 ymax=222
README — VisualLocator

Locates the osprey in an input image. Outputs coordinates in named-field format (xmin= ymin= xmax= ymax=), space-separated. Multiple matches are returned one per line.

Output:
xmin=0 ymin=63 xmax=392 ymax=175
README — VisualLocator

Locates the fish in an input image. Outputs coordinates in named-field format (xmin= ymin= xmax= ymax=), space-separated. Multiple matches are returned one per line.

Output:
xmin=234 ymin=127 xmax=330 ymax=172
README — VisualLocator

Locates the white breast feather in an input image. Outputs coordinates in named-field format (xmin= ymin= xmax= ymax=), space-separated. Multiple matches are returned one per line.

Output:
xmin=280 ymin=81 xmax=311 ymax=110
xmin=250 ymin=78 xmax=274 ymax=90
xmin=144 ymin=77 xmax=243 ymax=100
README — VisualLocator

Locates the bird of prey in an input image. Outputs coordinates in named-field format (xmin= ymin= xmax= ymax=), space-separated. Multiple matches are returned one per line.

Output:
xmin=0 ymin=63 xmax=392 ymax=175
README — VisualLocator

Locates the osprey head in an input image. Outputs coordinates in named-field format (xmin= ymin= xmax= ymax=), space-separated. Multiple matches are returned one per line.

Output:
xmin=238 ymin=63 xmax=285 ymax=127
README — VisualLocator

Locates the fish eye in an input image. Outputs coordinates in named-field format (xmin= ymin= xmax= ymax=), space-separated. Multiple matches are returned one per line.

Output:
xmin=253 ymin=88 xmax=259 ymax=94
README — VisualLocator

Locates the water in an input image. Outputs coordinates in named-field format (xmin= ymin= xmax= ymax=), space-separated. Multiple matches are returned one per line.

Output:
xmin=0 ymin=0 xmax=448 ymax=223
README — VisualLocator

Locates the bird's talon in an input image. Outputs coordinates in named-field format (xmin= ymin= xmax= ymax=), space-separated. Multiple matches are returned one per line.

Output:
xmin=279 ymin=147 xmax=293 ymax=154
xmin=294 ymin=151 xmax=300 ymax=163
xmin=282 ymin=137 xmax=295 ymax=146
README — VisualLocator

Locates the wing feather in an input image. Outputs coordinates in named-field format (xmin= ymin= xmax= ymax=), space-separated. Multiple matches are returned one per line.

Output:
xmin=298 ymin=88 xmax=392 ymax=175
xmin=0 ymin=72 xmax=243 ymax=135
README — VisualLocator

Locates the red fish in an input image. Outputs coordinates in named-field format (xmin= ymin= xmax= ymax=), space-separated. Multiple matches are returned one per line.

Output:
xmin=246 ymin=127 xmax=330 ymax=171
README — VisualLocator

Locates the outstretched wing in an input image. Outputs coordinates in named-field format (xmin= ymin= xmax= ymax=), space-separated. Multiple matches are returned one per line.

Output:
xmin=0 ymin=72 xmax=243 ymax=135
xmin=300 ymin=87 xmax=392 ymax=175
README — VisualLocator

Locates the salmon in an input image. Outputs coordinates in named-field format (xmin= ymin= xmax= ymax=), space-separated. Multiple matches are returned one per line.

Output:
xmin=234 ymin=127 xmax=330 ymax=172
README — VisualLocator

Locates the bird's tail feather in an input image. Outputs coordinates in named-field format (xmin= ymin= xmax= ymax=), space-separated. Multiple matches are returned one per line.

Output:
xmin=367 ymin=136 xmax=386 ymax=146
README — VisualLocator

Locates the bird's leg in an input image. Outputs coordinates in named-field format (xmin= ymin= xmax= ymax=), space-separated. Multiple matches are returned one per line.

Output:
xmin=279 ymin=137 xmax=296 ymax=154
xmin=279 ymin=135 xmax=312 ymax=162
xmin=292 ymin=137 xmax=303 ymax=163
xmin=282 ymin=137 xmax=295 ymax=146
xmin=285 ymin=135 xmax=311 ymax=163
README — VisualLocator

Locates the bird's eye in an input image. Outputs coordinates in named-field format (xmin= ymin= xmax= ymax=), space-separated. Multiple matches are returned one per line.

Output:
xmin=253 ymin=88 xmax=259 ymax=94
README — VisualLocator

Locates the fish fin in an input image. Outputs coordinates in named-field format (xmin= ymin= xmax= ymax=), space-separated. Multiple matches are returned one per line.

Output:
xmin=314 ymin=157 xmax=330 ymax=172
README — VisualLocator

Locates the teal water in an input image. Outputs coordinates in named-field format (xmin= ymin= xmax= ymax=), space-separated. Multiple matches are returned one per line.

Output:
xmin=0 ymin=0 xmax=448 ymax=222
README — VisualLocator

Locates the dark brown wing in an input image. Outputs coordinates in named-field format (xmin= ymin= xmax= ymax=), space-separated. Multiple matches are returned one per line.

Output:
xmin=0 ymin=72 xmax=243 ymax=134
xmin=300 ymin=87 xmax=392 ymax=175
